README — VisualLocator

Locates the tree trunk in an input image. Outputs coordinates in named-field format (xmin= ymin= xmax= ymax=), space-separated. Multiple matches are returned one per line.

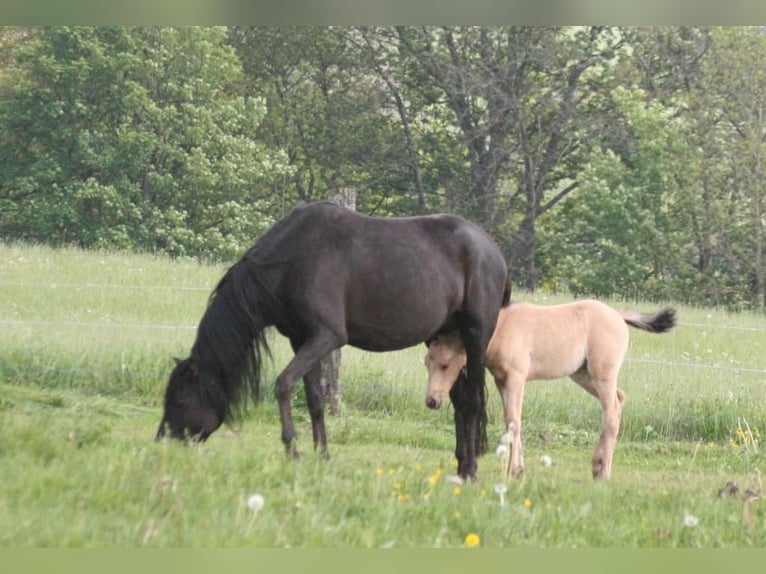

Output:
xmin=320 ymin=187 xmax=356 ymax=415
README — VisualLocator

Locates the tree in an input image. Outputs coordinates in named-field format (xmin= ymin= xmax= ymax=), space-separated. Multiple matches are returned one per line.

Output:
xmin=538 ymin=87 xmax=686 ymax=300
xmin=396 ymin=26 xmax=625 ymax=289
xmin=0 ymin=27 xmax=289 ymax=259
xmin=229 ymin=27 xmax=419 ymax=216
xmin=702 ymin=28 xmax=766 ymax=308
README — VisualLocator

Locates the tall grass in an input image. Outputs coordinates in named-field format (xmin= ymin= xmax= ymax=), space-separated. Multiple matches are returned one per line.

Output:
xmin=2 ymin=242 xmax=766 ymax=547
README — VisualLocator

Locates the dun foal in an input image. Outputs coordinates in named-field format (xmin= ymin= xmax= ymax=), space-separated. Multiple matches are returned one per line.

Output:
xmin=424 ymin=300 xmax=676 ymax=480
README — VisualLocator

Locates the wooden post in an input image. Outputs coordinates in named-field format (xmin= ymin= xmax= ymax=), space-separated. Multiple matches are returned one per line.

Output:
xmin=321 ymin=187 xmax=356 ymax=415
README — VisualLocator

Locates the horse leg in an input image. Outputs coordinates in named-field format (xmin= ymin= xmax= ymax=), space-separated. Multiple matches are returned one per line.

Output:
xmin=277 ymin=332 xmax=342 ymax=458
xmin=303 ymin=363 xmax=329 ymax=458
xmin=497 ymin=373 xmax=526 ymax=478
xmin=570 ymin=368 xmax=624 ymax=480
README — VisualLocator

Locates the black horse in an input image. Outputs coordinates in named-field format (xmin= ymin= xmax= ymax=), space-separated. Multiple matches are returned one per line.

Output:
xmin=156 ymin=202 xmax=510 ymax=480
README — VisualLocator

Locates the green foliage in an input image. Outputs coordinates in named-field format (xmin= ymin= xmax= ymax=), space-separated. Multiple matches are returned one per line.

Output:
xmin=538 ymin=87 xmax=685 ymax=300
xmin=4 ymin=27 xmax=766 ymax=307
xmin=0 ymin=27 xmax=289 ymax=260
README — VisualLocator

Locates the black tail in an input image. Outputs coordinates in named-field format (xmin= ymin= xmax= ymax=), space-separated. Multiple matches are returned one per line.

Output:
xmin=450 ymin=370 xmax=489 ymax=457
xmin=501 ymin=279 xmax=512 ymax=308
xmin=622 ymin=306 xmax=677 ymax=334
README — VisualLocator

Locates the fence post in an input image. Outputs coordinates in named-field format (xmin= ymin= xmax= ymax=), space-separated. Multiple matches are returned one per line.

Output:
xmin=320 ymin=187 xmax=356 ymax=415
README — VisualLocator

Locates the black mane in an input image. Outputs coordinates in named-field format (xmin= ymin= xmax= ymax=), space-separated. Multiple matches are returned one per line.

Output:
xmin=191 ymin=258 xmax=274 ymax=422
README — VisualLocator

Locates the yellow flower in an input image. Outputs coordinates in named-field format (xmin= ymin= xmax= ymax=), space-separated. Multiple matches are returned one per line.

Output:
xmin=523 ymin=498 xmax=533 ymax=508
xmin=397 ymin=493 xmax=411 ymax=502
xmin=453 ymin=487 xmax=462 ymax=495
xmin=427 ymin=468 xmax=443 ymax=486
xmin=464 ymin=532 xmax=481 ymax=548
xmin=375 ymin=468 xmax=384 ymax=476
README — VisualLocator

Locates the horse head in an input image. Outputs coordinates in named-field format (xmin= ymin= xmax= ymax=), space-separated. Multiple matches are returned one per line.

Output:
xmin=156 ymin=357 xmax=223 ymax=442
xmin=423 ymin=332 xmax=467 ymax=409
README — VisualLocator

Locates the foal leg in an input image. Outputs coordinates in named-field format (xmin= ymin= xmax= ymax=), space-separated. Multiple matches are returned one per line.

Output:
xmin=277 ymin=332 xmax=342 ymax=458
xmin=570 ymin=369 xmax=624 ymax=480
xmin=497 ymin=374 xmax=526 ymax=478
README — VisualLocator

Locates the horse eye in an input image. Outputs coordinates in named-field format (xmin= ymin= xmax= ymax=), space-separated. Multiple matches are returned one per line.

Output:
xmin=440 ymin=364 xmax=449 ymax=371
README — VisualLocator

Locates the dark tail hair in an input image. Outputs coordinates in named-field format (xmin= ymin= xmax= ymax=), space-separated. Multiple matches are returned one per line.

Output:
xmin=621 ymin=306 xmax=677 ymax=334
xmin=450 ymin=370 xmax=489 ymax=458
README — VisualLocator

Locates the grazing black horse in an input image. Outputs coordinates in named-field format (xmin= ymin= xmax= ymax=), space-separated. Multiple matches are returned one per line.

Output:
xmin=156 ymin=202 xmax=510 ymax=480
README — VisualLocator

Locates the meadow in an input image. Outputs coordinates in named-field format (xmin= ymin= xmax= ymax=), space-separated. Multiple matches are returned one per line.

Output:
xmin=1 ymin=242 xmax=766 ymax=548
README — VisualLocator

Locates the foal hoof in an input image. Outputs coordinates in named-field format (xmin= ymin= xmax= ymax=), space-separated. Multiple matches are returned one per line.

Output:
xmin=446 ymin=474 xmax=465 ymax=486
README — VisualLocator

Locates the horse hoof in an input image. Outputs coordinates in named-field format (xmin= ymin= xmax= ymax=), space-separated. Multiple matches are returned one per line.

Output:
xmin=446 ymin=474 xmax=465 ymax=486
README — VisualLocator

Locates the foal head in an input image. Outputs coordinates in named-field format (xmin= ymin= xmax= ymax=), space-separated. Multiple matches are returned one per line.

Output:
xmin=156 ymin=357 xmax=223 ymax=442
xmin=424 ymin=332 xmax=467 ymax=409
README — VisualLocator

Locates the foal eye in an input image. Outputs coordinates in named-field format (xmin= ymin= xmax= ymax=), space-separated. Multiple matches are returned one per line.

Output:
xmin=440 ymin=364 xmax=449 ymax=371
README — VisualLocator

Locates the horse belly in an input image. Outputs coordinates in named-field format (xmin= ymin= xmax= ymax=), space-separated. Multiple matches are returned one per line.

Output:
xmin=526 ymin=336 xmax=587 ymax=380
xmin=346 ymin=299 xmax=451 ymax=352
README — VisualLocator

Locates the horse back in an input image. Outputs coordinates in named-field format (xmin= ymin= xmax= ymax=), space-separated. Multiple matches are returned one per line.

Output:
xmin=251 ymin=203 xmax=507 ymax=351
xmin=487 ymin=300 xmax=629 ymax=381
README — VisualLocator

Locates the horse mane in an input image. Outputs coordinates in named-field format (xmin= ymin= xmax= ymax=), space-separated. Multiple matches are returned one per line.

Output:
xmin=191 ymin=255 xmax=277 ymax=424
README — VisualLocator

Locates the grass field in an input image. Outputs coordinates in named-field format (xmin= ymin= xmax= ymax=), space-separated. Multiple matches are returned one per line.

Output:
xmin=1 ymin=242 xmax=766 ymax=547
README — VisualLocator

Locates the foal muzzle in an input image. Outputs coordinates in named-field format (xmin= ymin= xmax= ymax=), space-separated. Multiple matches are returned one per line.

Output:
xmin=425 ymin=396 xmax=443 ymax=410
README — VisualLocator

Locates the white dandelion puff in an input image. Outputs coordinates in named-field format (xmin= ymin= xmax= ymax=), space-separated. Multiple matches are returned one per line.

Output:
xmin=247 ymin=494 xmax=265 ymax=513
xmin=683 ymin=513 xmax=699 ymax=527
xmin=496 ymin=444 xmax=509 ymax=458
xmin=540 ymin=454 xmax=553 ymax=467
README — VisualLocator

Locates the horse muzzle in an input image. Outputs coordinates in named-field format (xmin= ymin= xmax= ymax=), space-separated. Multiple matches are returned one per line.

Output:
xmin=425 ymin=396 xmax=443 ymax=410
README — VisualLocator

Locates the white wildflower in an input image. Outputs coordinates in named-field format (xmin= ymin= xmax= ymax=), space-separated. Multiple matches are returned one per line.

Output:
xmin=496 ymin=444 xmax=509 ymax=458
xmin=540 ymin=454 xmax=553 ymax=467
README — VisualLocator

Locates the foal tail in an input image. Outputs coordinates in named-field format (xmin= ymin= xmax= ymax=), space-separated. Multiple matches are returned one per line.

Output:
xmin=620 ymin=306 xmax=677 ymax=334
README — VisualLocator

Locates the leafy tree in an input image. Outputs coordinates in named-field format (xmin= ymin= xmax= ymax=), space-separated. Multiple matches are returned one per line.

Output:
xmin=395 ymin=26 xmax=625 ymax=289
xmin=538 ymin=87 xmax=685 ymax=300
xmin=229 ymin=26 xmax=418 ymax=216
xmin=0 ymin=27 xmax=288 ymax=259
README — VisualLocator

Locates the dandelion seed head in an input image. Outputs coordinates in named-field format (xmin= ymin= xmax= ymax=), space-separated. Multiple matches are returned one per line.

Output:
xmin=540 ymin=454 xmax=553 ymax=467
xmin=247 ymin=493 xmax=265 ymax=512
xmin=496 ymin=444 xmax=508 ymax=458
xmin=683 ymin=513 xmax=699 ymax=527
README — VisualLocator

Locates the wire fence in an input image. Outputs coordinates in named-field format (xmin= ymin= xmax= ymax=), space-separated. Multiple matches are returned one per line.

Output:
xmin=3 ymin=280 xmax=766 ymax=381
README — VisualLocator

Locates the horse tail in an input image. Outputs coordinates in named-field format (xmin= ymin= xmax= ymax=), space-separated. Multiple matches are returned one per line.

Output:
xmin=477 ymin=378 xmax=488 ymax=455
xmin=450 ymin=370 xmax=489 ymax=458
xmin=501 ymin=279 xmax=512 ymax=308
xmin=620 ymin=306 xmax=677 ymax=334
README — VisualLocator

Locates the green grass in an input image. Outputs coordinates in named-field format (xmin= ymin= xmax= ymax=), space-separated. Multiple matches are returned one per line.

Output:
xmin=1 ymin=242 xmax=766 ymax=547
